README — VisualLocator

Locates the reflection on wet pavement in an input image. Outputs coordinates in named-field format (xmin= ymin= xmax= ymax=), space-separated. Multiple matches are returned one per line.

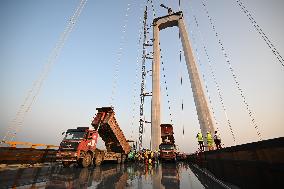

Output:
xmin=0 ymin=162 xmax=232 ymax=189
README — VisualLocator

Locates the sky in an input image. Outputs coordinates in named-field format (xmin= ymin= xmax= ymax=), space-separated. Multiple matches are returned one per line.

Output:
xmin=0 ymin=0 xmax=283 ymax=153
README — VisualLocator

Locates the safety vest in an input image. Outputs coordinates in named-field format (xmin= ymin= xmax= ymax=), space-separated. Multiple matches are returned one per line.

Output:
xmin=128 ymin=151 xmax=134 ymax=159
xmin=207 ymin=133 xmax=213 ymax=142
xmin=197 ymin=133 xmax=203 ymax=142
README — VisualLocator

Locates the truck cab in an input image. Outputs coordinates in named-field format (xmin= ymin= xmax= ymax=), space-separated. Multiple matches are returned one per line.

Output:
xmin=57 ymin=127 xmax=98 ymax=167
xmin=159 ymin=142 xmax=177 ymax=161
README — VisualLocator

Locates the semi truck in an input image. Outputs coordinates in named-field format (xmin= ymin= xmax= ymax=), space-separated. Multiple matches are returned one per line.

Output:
xmin=159 ymin=124 xmax=177 ymax=161
xmin=56 ymin=107 xmax=131 ymax=167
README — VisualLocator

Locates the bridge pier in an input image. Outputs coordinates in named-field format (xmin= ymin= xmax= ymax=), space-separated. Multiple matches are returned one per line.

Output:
xmin=151 ymin=21 xmax=161 ymax=151
xmin=151 ymin=12 xmax=215 ymax=151
xmin=177 ymin=16 xmax=215 ymax=141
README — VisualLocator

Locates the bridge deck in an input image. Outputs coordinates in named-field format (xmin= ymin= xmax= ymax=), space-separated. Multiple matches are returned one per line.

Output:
xmin=188 ymin=137 xmax=284 ymax=188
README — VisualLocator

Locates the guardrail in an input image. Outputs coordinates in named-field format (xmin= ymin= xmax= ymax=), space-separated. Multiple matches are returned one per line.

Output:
xmin=2 ymin=141 xmax=58 ymax=149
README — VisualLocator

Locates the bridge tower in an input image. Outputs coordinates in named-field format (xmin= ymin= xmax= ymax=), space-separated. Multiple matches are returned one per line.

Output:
xmin=151 ymin=11 xmax=215 ymax=151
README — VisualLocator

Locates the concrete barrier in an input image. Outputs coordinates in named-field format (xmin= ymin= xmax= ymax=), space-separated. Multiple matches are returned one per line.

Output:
xmin=187 ymin=137 xmax=284 ymax=188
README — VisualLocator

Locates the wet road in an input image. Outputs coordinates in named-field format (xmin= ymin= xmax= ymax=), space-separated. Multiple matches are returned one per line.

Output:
xmin=0 ymin=162 xmax=235 ymax=189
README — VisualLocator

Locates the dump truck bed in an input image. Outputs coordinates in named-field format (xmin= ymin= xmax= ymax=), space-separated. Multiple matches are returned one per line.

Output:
xmin=161 ymin=124 xmax=175 ymax=144
xmin=91 ymin=107 xmax=130 ymax=154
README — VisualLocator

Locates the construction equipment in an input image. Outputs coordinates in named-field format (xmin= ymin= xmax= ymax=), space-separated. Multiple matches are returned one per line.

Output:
xmin=160 ymin=4 xmax=173 ymax=14
xmin=56 ymin=107 xmax=131 ymax=167
xmin=159 ymin=124 xmax=177 ymax=161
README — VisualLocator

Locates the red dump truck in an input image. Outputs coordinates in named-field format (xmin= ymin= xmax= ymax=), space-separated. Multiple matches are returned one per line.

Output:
xmin=56 ymin=107 xmax=131 ymax=167
xmin=159 ymin=124 xmax=177 ymax=161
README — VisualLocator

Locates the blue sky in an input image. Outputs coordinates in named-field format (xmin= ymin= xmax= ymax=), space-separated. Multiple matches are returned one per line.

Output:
xmin=0 ymin=0 xmax=283 ymax=152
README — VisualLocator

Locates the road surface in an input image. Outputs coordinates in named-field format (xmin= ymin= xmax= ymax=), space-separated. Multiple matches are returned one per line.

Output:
xmin=0 ymin=162 xmax=237 ymax=189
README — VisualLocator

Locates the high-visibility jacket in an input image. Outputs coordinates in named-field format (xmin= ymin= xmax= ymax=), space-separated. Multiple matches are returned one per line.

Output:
xmin=128 ymin=151 xmax=134 ymax=159
xmin=207 ymin=133 xmax=213 ymax=145
xmin=197 ymin=133 xmax=203 ymax=142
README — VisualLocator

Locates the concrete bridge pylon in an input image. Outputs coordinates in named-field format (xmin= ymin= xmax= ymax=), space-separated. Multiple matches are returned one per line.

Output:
xmin=151 ymin=11 xmax=215 ymax=151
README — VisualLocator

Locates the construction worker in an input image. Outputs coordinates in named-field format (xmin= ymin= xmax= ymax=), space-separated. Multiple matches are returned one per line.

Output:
xmin=128 ymin=150 xmax=134 ymax=161
xmin=214 ymin=131 xmax=222 ymax=149
xmin=196 ymin=132 xmax=204 ymax=151
xmin=150 ymin=150 xmax=154 ymax=163
xmin=153 ymin=150 xmax=159 ymax=164
xmin=206 ymin=131 xmax=214 ymax=150
xmin=144 ymin=150 xmax=149 ymax=165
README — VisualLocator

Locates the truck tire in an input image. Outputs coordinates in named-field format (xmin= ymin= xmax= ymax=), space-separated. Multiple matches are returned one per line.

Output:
xmin=95 ymin=154 xmax=102 ymax=166
xmin=81 ymin=153 xmax=92 ymax=168
xmin=121 ymin=154 xmax=126 ymax=164
xmin=117 ymin=157 xmax=121 ymax=164
xmin=62 ymin=161 xmax=72 ymax=168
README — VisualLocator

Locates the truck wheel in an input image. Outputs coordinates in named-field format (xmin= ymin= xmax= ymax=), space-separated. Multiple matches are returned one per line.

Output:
xmin=81 ymin=153 xmax=92 ymax=168
xmin=95 ymin=159 xmax=102 ymax=166
xmin=121 ymin=154 xmax=126 ymax=164
xmin=117 ymin=157 xmax=121 ymax=164
xmin=62 ymin=161 xmax=72 ymax=168
xmin=95 ymin=155 xmax=102 ymax=166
